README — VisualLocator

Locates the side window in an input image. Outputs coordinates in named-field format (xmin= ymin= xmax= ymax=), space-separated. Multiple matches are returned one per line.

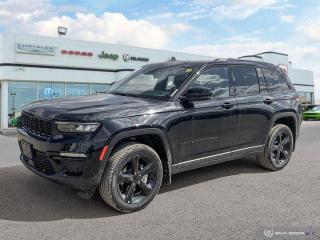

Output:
xmin=256 ymin=68 xmax=268 ymax=93
xmin=188 ymin=66 xmax=230 ymax=98
xmin=232 ymin=65 xmax=260 ymax=95
xmin=262 ymin=68 xmax=291 ymax=93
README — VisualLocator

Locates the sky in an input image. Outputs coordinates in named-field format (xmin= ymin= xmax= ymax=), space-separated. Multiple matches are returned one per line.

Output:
xmin=0 ymin=0 xmax=319 ymax=100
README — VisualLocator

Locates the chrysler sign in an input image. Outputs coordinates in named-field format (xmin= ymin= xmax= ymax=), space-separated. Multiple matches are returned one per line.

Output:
xmin=16 ymin=43 xmax=57 ymax=56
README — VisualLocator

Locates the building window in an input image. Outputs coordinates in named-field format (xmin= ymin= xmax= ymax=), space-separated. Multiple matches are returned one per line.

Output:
xmin=8 ymin=82 xmax=37 ymax=127
xmin=305 ymin=92 xmax=313 ymax=106
xmin=39 ymin=82 xmax=65 ymax=100
xmin=90 ymin=84 xmax=110 ymax=95
xmin=66 ymin=83 xmax=90 ymax=97
xmin=297 ymin=91 xmax=314 ymax=109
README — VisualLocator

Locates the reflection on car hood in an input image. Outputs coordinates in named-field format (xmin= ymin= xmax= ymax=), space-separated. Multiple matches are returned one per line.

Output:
xmin=304 ymin=110 xmax=320 ymax=114
xmin=23 ymin=94 xmax=176 ymax=121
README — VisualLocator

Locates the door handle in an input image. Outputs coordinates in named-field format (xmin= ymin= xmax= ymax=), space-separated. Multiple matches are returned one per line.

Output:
xmin=222 ymin=102 xmax=234 ymax=109
xmin=260 ymin=97 xmax=274 ymax=105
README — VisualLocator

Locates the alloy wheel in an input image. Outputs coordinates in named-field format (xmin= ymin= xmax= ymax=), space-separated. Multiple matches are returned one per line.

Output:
xmin=117 ymin=154 xmax=158 ymax=204
xmin=270 ymin=130 xmax=292 ymax=167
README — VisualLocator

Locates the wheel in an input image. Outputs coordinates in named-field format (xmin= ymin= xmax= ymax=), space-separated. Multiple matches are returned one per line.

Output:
xmin=257 ymin=124 xmax=294 ymax=171
xmin=99 ymin=143 xmax=163 ymax=212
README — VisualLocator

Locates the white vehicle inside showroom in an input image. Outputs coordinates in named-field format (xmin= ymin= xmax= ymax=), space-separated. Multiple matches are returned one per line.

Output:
xmin=0 ymin=33 xmax=315 ymax=134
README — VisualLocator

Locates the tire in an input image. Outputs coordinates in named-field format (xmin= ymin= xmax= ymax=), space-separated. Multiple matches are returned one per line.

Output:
xmin=257 ymin=124 xmax=294 ymax=171
xmin=99 ymin=142 xmax=163 ymax=213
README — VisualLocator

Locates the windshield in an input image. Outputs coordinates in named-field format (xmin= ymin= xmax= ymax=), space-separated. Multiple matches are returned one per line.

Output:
xmin=108 ymin=65 xmax=197 ymax=101
xmin=309 ymin=106 xmax=320 ymax=111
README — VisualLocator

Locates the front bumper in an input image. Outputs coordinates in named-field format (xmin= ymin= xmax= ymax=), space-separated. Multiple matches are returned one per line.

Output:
xmin=17 ymin=127 xmax=109 ymax=192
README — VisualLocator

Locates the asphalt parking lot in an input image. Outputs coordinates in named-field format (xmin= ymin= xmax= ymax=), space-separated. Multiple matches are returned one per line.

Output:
xmin=0 ymin=121 xmax=319 ymax=240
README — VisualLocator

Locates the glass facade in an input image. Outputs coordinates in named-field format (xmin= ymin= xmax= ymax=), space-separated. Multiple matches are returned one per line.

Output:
xmin=8 ymin=81 xmax=110 ymax=127
xmin=8 ymin=82 xmax=37 ymax=123
xmin=66 ymin=83 xmax=90 ymax=97
xmin=39 ymin=82 xmax=65 ymax=100
xmin=298 ymin=91 xmax=314 ymax=109
xmin=91 ymin=83 xmax=110 ymax=94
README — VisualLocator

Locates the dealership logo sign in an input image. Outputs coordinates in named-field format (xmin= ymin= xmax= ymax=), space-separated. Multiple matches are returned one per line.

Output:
xmin=61 ymin=50 xmax=93 ymax=57
xmin=16 ymin=43 xmax=57 ymax=56
xmin=123 ymin=54 xmax=149 ymax=62
xmin=98 ymin=51 xmax=119 ymax=61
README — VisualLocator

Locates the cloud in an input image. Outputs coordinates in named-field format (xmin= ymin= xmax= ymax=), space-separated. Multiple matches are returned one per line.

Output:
xmin=297 ymin=7 xmax=320 ymax=41
xmin=187 ymin=0 xmax=291 ymax=20
xmin=280 ymin=14 xmax=294 ymax=23
xmin=28 ymin=12 xmax=170 ymax=49
xmin=0 ymin=0 xmax=181 ymax=49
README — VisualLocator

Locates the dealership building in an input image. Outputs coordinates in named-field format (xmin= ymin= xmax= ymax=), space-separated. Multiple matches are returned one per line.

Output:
xmin=0 ymin=33 xmax=315 ymax=133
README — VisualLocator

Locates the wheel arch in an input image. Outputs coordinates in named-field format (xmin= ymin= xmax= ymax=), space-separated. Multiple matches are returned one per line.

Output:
xmin=270 ymin=112 xmax=298 ymax=150
xmin=99 ymin=128 xmax=173 ymax=185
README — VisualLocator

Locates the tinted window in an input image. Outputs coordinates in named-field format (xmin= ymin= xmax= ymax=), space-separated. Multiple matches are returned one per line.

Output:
xmin=232 ymin=66 xmax=259 ymax=95
xmin=262 ymin=68 xmax=290 ymax=93
xmin=188 ymin=66 xmax=230 ymax=98
xmin=256 ymin=68 xmax=268 ymax=93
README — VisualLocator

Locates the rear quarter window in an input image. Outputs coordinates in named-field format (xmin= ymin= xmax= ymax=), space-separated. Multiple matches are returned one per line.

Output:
xmin=262 ymin=68 xmax=291 ymax=93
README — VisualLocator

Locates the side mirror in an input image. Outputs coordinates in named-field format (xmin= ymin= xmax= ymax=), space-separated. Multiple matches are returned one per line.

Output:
xmin=180 ymin=86 xmax=212 ymax=102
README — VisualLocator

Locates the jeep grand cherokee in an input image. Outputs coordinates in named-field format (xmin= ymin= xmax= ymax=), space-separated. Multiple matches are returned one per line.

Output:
xmin=17 ymin=59 xmax=302 ymax=212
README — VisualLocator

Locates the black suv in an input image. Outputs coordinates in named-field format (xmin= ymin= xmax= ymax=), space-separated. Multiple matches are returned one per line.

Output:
xmin=17 ymin=59 xmax=302 ymax=212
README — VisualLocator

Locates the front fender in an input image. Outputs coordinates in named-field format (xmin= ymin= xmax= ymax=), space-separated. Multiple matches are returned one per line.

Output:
xmin=97 ymin=128 xmax=173 ymax=185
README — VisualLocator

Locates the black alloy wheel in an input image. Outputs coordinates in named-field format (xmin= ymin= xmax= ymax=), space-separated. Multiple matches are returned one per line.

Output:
xmin=257 ymin=124 xmax=294 ymax=171
xmin=117 ymin=154 xmax=158 ymax=204
xmin=270 ymin=129 xmax=292 ymax=167
xmin=99 ymin=143 xmax=163 ymax=212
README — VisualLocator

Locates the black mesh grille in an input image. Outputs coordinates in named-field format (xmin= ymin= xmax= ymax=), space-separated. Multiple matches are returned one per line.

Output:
xmin=21 ymin=112 xmax=52 ymax=137
xmin=23 ymin=150 xmax=55 ymax=176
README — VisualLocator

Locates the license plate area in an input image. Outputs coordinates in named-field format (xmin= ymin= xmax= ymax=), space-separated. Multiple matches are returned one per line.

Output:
xmin=20 ymin=140 xmax=34 ymax=159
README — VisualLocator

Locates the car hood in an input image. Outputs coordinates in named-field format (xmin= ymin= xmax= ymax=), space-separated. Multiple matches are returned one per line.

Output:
xmin=304 ymin=110 xmax=320 ymax=114
xmin=23 ymin=94 xmax=176 ymax=121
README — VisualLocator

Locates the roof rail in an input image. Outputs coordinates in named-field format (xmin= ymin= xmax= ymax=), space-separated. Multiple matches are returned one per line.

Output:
xmin=213 ymin=58 xmax=237 ymax=62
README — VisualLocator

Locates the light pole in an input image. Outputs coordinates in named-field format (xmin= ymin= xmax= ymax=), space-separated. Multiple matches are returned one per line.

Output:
xmin=58 ymin=26 xmax=68 ymax=38
xmin=10 ymin=92 xmax=16 ymax=119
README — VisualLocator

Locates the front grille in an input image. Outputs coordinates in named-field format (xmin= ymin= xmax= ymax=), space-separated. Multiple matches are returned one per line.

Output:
xmin=22 ymin=150 xmax=56 ymax=176
xmin=21 ymin=112 xmax=52 ymax=137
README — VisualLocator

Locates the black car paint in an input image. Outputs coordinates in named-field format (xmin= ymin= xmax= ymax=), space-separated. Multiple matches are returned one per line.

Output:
xmin=17 ymin=60 xmax=301 ymax=196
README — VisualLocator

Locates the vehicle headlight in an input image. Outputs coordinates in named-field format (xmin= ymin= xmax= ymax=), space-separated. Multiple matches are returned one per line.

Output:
xmin=56 ymin=122 xmax=101 ymax=133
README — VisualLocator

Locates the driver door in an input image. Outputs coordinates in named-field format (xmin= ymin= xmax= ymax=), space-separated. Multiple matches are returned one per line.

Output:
xmin=177 ymin=65 xmax=238 ymax=167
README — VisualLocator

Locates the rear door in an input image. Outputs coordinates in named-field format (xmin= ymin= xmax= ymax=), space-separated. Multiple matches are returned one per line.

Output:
xmin=231 ymin=65 xmax=271 ymax=151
